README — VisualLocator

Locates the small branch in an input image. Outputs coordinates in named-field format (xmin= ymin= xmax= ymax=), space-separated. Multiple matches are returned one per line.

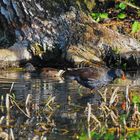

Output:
xmin=87 ymin=103 xmax=91 ymax=125
xmin=9 ymin=95 xmax=30 ymax=118
xmin=10 ymin=128 xmax=15 ymax=140
xmin=109 ymin=87 xmax=119 ymax=107
xmin=123 ymin=1 xmax=140 ymax=10
xmin=125 ymin=85 xmax=130 ymax=115
xmin=6 ymin=94 xmax=10 ymax=126
xmin=118 ymin=0 xmax=140 ymax=10
xmin=9 ymin=82 xmax=14 ymax=93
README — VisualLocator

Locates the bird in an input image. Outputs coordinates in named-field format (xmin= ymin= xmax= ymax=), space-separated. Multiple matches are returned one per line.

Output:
xmin=62 ymin=67 xmax=126 ymax=89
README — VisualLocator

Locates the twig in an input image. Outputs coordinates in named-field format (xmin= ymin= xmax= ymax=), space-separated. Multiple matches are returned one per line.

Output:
xmin=87 ymin=103 xmax=91 ymax=125
xmin=110 ymin=111 xmax=119 ymax=126
xmin=25 ymin=94 xmax=32 ymax=107
xmin=6 ymin=94 xmax=10 ymax=126
xmin=125 ymin=85 xmax=130 ymax=115
xmin=45 ymin=96 xmax=55 ymax=111
xmin=10 ymin=128 xmax=15 ymax=140
xmin=98 ymin=88 xmax=108 ymax=103
xmin=117 ymin=0 xmax=140 ymax=10
xmin=9 ymin=95 xmax=30 ymax=118
xmin=90 ymin=113 xmax=101 ymax=127
xmin=123 ymin=1 xmax=140 ymax=10
xmin=109 ymin=87 xmax=119 ymax=107
xmin=0 ymin=95 xmax=4 ymax=112
xmin=9 ymin=82 xmax=14 ymax=93
xmin=25 ymin=94 xmax=32 ymax=117
xmin=0 ymin=116 xmax=5 ymax=124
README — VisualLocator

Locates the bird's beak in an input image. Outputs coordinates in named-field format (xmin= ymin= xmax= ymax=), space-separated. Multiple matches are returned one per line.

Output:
xmin=122 ymin=74 xmax=126 ymax=80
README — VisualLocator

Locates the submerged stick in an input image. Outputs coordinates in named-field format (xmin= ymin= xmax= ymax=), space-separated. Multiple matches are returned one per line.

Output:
xmin=25 ymin=94 xmax=32 ymax=117
xmin=9 ymin=95 xmax=30 ymax=118
xmin=87 ymin=103 xmax=91 ymax=125
xmin=0 ymin=116 xmax=5 ymax=124
xmin=110 ymin=110 xmax=119 ymax=126
xmin=6 ymin=94 xmax=10 ymax=126
xmin=10 ymin=128 xmax=15 ymax=140
xmin=25 ymin=94 xmax=32 ymax=107
xmin=125 ymin=85 xmax=130 ymax=115
xmin=0 ymin=95 xmax=4 ymax=113
xmin=9 ymin=82 xmax=14 ymax=93
xmin=109 ymin=87 xmax=119 ymax=107
xmin=45 ymin=96 xmax=55 ymax=111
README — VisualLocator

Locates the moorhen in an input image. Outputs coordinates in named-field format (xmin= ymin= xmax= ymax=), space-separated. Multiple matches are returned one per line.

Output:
xmin=62 ymin=67 xmax=125 ymax=89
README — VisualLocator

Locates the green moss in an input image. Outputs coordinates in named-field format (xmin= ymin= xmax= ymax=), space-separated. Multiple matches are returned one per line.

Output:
xmin=6 ymin=67 xmax=25 ymax=72
xmin=30 ymin=43 xmax=44 ymax=56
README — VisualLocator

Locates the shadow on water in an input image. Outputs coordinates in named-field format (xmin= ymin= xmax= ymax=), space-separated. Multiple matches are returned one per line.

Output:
xmin=0 ymin=70 xmax=140 ymax=139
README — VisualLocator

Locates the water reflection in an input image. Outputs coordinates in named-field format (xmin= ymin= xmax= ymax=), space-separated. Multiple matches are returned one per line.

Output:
xmin=0 ymin=71 xmax=86 ymax=139
xmin=0 ymin=70 xmax=140 ymax=99
xmin=0 ymin=70 xmax=140 ymax=139
xmin=0 ymin=70 xmax=139 ymax=103
xmin=126 ymin=71 xmax=140 ymax=85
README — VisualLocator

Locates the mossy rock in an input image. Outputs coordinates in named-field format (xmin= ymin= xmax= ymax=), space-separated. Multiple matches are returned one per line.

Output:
xmin=30 ymin=43 xmax=44 ymax=56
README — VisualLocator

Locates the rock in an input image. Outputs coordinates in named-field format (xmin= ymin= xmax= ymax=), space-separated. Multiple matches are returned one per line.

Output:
xmin=0 ymin=0 xmax=140 ymax=70
xmin=24 ymin=63 xmax=36 ymax=72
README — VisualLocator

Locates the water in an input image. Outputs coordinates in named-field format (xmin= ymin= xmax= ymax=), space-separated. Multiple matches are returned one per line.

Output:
xmin=0 ymin=71 xmax=90 ymax=139
xmin=0 ymin=70 xmax=140 ymax=139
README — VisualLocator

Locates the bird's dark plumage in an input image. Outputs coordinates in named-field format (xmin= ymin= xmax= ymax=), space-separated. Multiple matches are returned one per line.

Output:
xmin=62 ymin=67 xmax=125 ymax=89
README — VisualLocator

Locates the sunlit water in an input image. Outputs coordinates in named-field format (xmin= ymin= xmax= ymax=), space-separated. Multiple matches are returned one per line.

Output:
xmin=0 ymin=71 xmax=91 ymax=140
xmin=0 ymin=70 xmax=140 ymax=139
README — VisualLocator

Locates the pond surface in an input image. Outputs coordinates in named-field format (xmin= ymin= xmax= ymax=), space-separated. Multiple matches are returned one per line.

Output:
xmin=0 ymin=70 xmax=140 ymax=140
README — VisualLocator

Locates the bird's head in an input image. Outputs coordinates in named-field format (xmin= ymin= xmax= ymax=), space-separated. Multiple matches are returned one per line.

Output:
xmin=114 ymin=69 xmax=126 ymax=80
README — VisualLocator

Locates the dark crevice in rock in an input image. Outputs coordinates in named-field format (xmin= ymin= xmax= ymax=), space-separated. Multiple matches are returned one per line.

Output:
xmin=104 ymin=49 xmax=140 ymax=70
